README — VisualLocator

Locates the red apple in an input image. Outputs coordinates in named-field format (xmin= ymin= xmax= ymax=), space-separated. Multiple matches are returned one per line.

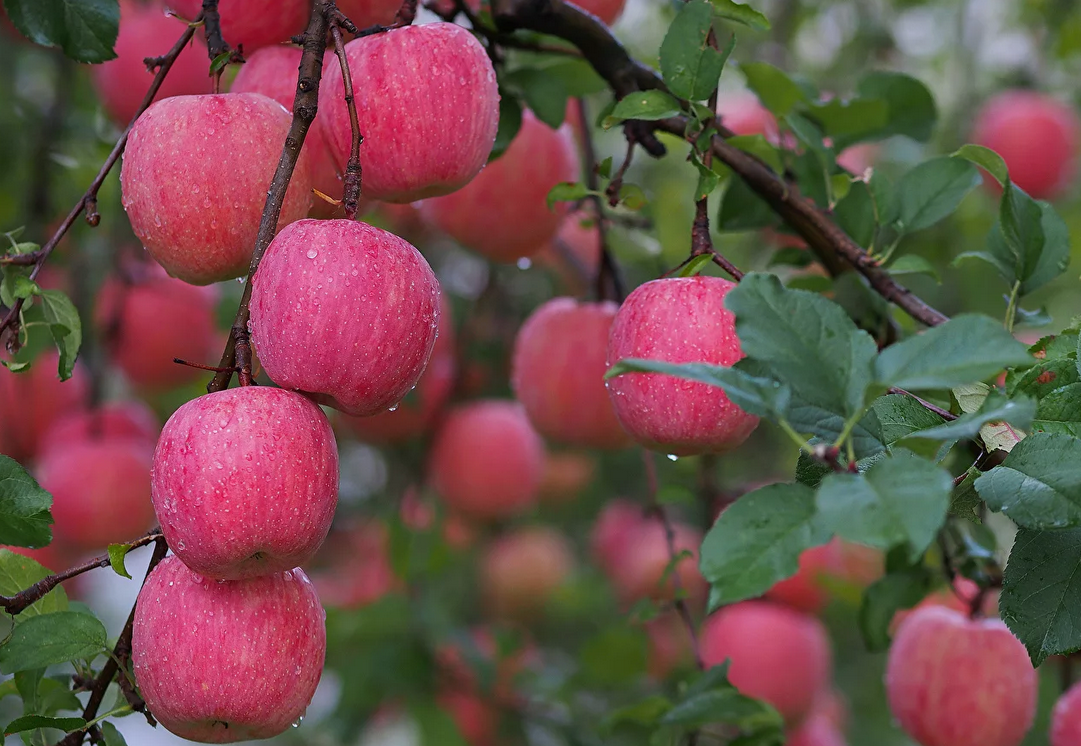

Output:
xmin=787 ymin=712 xmax=847 ymax=746
xmin=437 ymin=690 xmax=497 ymax=746
xmin=427 ymin=400 xmax=545 ymax=521
xmin=605 ymin=276 xmax=759 ymax=455
xmin=319 ymin=23 xmax=499 ymax=203
xmin=42 ymin=401 xmax=159 ymax=454
xmin=1052 ymin=681 xmax=1081 ymax=746
xmin=336 ymin=0 xmax=402 ymax=27
xmin=610 ymin=518 xmax=707 ymax=604
xmin=152 ymin=386 xmax=338 ymax=580
xmin=764 ymin=540 xmax=846 ymax=614
xmin=717 ymin=92 xmax=780 ymax=141
xmin=886 ymin=605 xmax=1037 ymax=746
xmin=589 ymin=498 xmax=644 ymax=573
xmin=700 ymin=601 xmax=832 ymax=724
xmin=972 ymin=90 xmax=1081 ymax=200
xmin=481 ymin=526 xmax=575 ymax=620
xmin=567 ymin=0 xmax=625 ymax=25
xmin=120 ymin=92 xmax=316 ymax=285
xmin=420 ymin=109 xmax=579 ymax=262
xmin=96 ymin=262 xmax=220 ymax=391
xmin=37 ymin=436 xmax=154 ymax=551
xmin=512 ymin=298 xmax=630 ymax=449
xmin=230 ymin=46 xmax=343 ymax=215
xmin=90 ymin=0 xmax=212 ymax=125
xmin=167 ymin=0 xmax=310 ymax=51
xmin=132 ymin=556 xmax=325 ymax=742
xmin=249 ymin=218 xmax=441 ymax=416
xmin=891 ymin=577 xmax=999 ymax=634
xmin=538 ymin=451 xmax=596 ymax=504
xmin=341 ymin=295 xmax=455 ymax=443
xmin=645 ymin=613 xmax=694 ymax=679
xmin=0 ymin=353 xmax=88 ymax=463
xmin=310 ymin=520 xmax=400 ymax=609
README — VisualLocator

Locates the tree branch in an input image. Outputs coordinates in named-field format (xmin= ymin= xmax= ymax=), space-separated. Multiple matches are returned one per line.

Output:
xmin=201 ymin=0 xmax=243 ymax=92
xmin=575 ymin=98 xmax=623 ymax=303
xmin=329 ymin=21 xmax=363 ymax=218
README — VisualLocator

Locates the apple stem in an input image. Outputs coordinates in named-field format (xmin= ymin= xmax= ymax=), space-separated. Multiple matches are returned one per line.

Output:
xmin=329 ymin=21 xmax=364 ymax=219
xmin=0 ymin=17 xmax=204 ymax=350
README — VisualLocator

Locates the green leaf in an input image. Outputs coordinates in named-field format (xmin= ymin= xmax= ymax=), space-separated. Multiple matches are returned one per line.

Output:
xmin=546 ymin=181 xmax=591 ymax=210
xmin=106 ymin=544 xmax=132 ymax=580
xmin=490 ymin=93 xmax=522 ymax=161
xmin=739 ymin=62 xmax=806 ymax=117
xmin=725 ymin=273 xmax=877 ymax=420
xmin=578 ymin=627 xmax=648 ymax=686
xmin=949 ymin=468 xmax=983 ymax=523
xmin=849 ymin=71 xmax=936 ymax=145
xmin=4 ymin=715 xmax=85 ymax=736
xmin=1000 ymin=527 xmax=1081 ymax=666
xmin=700 ymin=483 xmax=831 ymax=609
xmin=603 ymin=696 xmax=672 ymax=732
xmin=2 ymin=0 xmax=118 ymax=62
xmin=806 ymin=98 xmax=889 ymax=140
xmin=717 ymin=171 xmax=780 ymax=230
xmin=661 ymin=686 xmax=782 ymax=731
xmin=502 ymin=69 xmax=569 ymax=130
xmin=0 ymin=550 xmax=66 ymax=620
xmin=858 ymin=564 xmax=932 ymax=651
xmin=605 ymin=358 xmax=791 ymax=421
xmin=975 ymin=433 xmax=1081 ymax=529
xmin=1032 ymin=383 xmax=1081 ymax=437
xmin=872 ymin=394 xmax=947 ymax=443
xmin=603 ymin=91 xmax=682 ymax=128
xmin=0 ymin=457 xmax=54 ymax=549
xmin=39 ymin=290 xmax=81 ymax=381
xmin=412 ymin=702 xmax=470 ymax=746
xmin=0 ymin=612 xmax=107 ymax=674
xmin=660 ymin=0 xmax=727 ymax=101
xmin=676 ymin=254 xmax=713 ymax=278
xmin=953 ymin=144 xmax=1009 ymax=187
xmin=816 ymin=449 xmax=952 ymax=560
xmin=1003 ymin=192 xmax=1070 ymax=296
xmin=709 ymin=0 xmax=769 ymax=30
xmin=904 ymin=391 xmax=1034 ymax=443
xmin=833 ymin=181 xmax=876 ymax=248
xmin=727 ymin=134 xmax=783 ymax=173
xmin=874 ymin=314 xmax=1033 ymax=390
xmin=886 ymin=255 xmax=940 ymax=282
xmin=892 ymin=157 xmax=981 ymax=234
xmin=689 ymin=151 xmax=721 ymax=201
xmin=618 ymin=183 xmax=647 ymax=211
xmin=101 ymin=722 xmax=127 ymax=746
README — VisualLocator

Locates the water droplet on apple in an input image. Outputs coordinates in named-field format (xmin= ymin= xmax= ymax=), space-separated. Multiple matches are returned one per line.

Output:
xmin=306 ymin=248 xmax=318 ymax=259
xmin=666 ymin=454 xmax=679 ymax=461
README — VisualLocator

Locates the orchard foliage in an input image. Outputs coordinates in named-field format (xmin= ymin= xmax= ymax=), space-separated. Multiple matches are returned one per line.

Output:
xmin=3 ymin=0 xmax=1081 ymax=745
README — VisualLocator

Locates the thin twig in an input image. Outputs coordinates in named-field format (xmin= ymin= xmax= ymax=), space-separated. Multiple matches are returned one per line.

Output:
xmin=200 ymin=0 xmax=242 ymax=92
xmin=0 ymin=17 xmax=203 ymax=350
xmin=0 ymin=530 xmax=163 ymax=615
xmin=329 ymin=22 xmax=363 ymax=218
xmin=576 ymin=98 xmax=624 ymax=303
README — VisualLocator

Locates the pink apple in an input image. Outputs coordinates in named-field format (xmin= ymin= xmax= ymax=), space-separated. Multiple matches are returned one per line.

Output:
xmin=336 ymin=0 xmax=402 ymax=27
xmin=481 ymin=526 xmax=575 ymax=620
xmin=96 ymin=262 xmax=220 ymax=390
xmin=890 ymin=577 xmax=999 ymax=634
xmin=645 ymin=613 xmax=694 ymax=679
xmin=566 ymin=0 xmax=625 ymax=25
xmin=589 ymin=498 xmax=644 ymax=573
xmin=420 ymin=109 xmax=579 ymax=262
xmin=972 ymin=90 xmax=1080 ymax=200
xmin=606 ymin=276 xmax=759 ymax=455
xmin=167 ymin=0 xmax=310 ymax=51
xmin=42 ymin=401 xmax=159 ymax=453
xmin=36 ymin=436 xmax=154 ymax=551
xmin=1052 ymin=681 xmax=1081 ymax=746
xmin=90 ymin=0 xmax=212 ymax=125
xmin=319 ymin=23 xmax=499 ymax=202
xmin=120 ymin=92 xmax=316 ymax=285
xmin=132 ymin=556 xmax=325 ymax=742
xmin=787 ymin=712 xmax=847 ymax=746
xmin=438 ymin=690 xmax=497 ymax=746
xmin=427 ymin=400 xmax=545 ymax=521
xmin=700 ymin=601 xmax=832 ymax=724
xmin=512 ymin=298 xmax=630 ymax=449
xmin=249 ymin=218 xmax=441 ymax=416
xmin=538 ymin=451 xmax=596 ymax=503
xmin=310 ymin=520 xmax=400 ymax=609
xmin=230 ymin=46 xmax=343 ymax=215
xmin=341 ymin=295 xmax=455 ymax=443
xmin=886 ymin=605 xmax=1036 ymax=746
xmin=152 ymin=386 xmax=338 ymax=580
xmin=764 ymin=540 xmax=846 ymax=614
xmin=0 ymin=353 xmax=88 ymax=463
xmin=610 ymin=518 xmax=707 ymax=604
xmin=717 ymin=92 xmax=780 ymax=141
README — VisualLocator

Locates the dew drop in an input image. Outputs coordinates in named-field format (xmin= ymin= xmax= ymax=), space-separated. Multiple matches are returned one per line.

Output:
xmin=666 ymin=454 xmax=679 ymax=462
xmin=306 ymin=248 xmax=318 ymax=259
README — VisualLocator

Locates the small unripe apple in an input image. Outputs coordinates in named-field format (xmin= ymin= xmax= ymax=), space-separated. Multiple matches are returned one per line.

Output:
xmin=512 ymin=298 xmax=630 ymax=449
xmin=437 ymin=690 xmax=497 ymax=746
xmin=37 ymin=437 xmax=154 ymax=551
xmin=610 ymin=519 xmax=707 ymax=604
xmin=320 ymin=23 xmax=499 ymax=203
xmin=120 ymin=92 xmax=316 ymax=285
xmin=230 ymin=46 xmax=343 ymax=215
xmin=589 ymin=499 xmax=644 ymax=573
xmin=42 ymin=401 xmax=159 ymax=454
xmin=606 ymin=276 xmax=759 ymax=455
xmin=132 ymin=556 xmax=326 ymax=743
xmin=1052 ymin=681 xmax=1081 ymax=746
xmin=886 ymin=605 xmax=1036 ymax=746
xmin=311 ymin=520 xmax=400 ymax=609
xmin=341 ymin=295 xmax=456 ymax=443
xmin=539 ymin=451 xmax=596 ymax=503
xmin=152 ymin=386 xmax=338 ymax=580
xmin=428 ymin=400 xmax=545 ymax=521
xmin=249 ymin=218 xmax=441 ymax=416
xmin=0 ymin=354 xmax=87 ymax=463
xmin=96 ymin=262 xmax=220 ymax=391
xmin=481 ymin=526 xmax=575 ymax=620
xmin=972 ymin=90 xmax=1081 ymax=200
xmin=420 ymin=110 xmax=579 ymax=262
xmin=700 ymin=601 xmax=832 ymax=724
xmin=167 ymin=0 xmax=310 ymax=51
xmin=91 ymin=0 xmax=212 ymax=125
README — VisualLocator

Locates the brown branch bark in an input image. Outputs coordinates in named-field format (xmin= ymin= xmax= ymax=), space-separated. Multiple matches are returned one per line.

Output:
xmin=330 ymin=22 xmax=363 ymax=218
xmin=0 ymin=17 xmax=203 ymax=350
xmin=207 ymin=1 xmax=333 ymax=392
xmin=575 ymin=98 xmax=623 ymax=303
xmin=201 ymin=0 xmax=242 ymax=92
xmin=0 ymin=530 xmax=163 ymax=615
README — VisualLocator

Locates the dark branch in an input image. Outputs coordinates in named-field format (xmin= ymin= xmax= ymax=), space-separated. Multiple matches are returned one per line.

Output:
xmin=330 ymin=22 xmax=363 ymax=218
xmin=201 ymin=0 xmax=243 ymax=92
xmin=576 ymin=98 xmax=623 ymax=303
